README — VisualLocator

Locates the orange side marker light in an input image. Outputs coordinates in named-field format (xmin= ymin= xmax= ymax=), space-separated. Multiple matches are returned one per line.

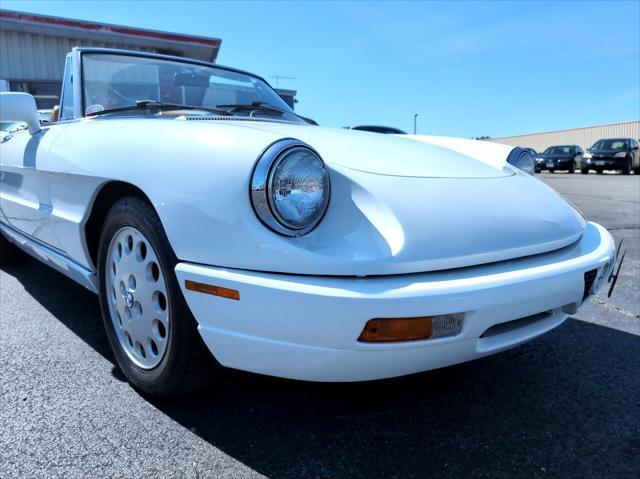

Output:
xmin=185 ymin=280 xmax=240 ymax=300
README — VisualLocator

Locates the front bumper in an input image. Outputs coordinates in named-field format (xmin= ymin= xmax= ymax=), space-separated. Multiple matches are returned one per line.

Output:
xmin=584 ymin=157 xmax=627 ymax=169
xmin=176 ymin=222 xmax=614 ymax=382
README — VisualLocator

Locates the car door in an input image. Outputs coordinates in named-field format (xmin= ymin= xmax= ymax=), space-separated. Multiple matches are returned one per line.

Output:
xmin=0 ymin=122 xmax=66 ymax=250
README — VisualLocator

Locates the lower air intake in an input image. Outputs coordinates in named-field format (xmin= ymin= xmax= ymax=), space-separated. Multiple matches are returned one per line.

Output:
xmin=583 ymin=269 xmax=598 ymax=301
xmin=480 ymin=311 xmax=553 ymax=339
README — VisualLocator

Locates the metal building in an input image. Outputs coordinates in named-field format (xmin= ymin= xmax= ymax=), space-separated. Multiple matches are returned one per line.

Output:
xmin=489 ymin=121 xmax=640 ymax=153
xmin=0 ymin=9 xmax=297 ymax=109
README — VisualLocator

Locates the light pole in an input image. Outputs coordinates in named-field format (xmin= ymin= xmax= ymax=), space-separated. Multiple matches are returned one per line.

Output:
xmin=413 ymin=113 xmax=418 ymax=134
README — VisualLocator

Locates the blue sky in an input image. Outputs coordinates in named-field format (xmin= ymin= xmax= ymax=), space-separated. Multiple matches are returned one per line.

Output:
xmin=3 ymin=0 xmax=639 ymax=137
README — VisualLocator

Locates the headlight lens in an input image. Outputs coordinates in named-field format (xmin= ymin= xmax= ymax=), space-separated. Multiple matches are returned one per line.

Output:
xmin=507 ymin=147 xmax=535 ymax=175
xmin=251 ymin=139 xmax=330 ymax=236
xmin=614 ymin=151 xmax=627 ymax=158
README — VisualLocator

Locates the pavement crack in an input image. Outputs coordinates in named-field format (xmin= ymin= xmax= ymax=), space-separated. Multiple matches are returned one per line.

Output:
xmin=591 ymin=299 xmax=640 ymax=319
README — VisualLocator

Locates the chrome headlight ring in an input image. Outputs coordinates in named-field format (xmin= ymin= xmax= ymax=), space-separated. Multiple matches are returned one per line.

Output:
xmin=507 ymin=147 xmax=535 ymax=175
xmin=250 ymin=138 xmax=331 ymax=237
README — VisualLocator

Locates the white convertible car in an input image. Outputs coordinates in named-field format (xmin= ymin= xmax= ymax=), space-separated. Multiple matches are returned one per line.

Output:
xmin=0 ymin=48 xmax=617 ymax=397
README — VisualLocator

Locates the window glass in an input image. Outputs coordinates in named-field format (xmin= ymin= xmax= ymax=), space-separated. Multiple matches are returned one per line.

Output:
xmin=81 ymin=53 xmax=300 ymax=122
xmin=592 ymin=140 xmax=629 ymax=150
xmin=60 ymin=57 xmax=75 ymax=120
xmin=543 ymin=146 xmax=574 ymax=155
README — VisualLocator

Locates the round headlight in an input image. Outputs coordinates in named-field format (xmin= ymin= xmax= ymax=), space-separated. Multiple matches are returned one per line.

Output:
xmin=507 ymin=147 xmax=535 ymax=175
xmin=251 ymin=139 xmax=330 ymax=236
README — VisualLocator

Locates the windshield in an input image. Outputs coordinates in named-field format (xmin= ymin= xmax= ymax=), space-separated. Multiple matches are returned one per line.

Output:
xmin=590 ymin=139 xmax=628 ymax=151
xmin=543 ymin=146 xmax=574 ymax=155
xmin=82 ymin=53 xmax=302 ymax=123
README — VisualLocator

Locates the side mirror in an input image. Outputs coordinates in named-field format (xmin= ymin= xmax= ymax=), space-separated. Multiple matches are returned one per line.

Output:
xmin=632 ymin=145 xmax=639 ymax=151
xmin=0 ymin=92 xmax=41 ymax=135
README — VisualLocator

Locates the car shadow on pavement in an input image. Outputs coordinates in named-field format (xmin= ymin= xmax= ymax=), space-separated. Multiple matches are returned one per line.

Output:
xmin=5 ymin=259 xmax=639 ymax=478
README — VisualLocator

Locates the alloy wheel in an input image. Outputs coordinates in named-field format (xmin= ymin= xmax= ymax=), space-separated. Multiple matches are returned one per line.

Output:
xmin=105 ymin=226 xmax=170 ymax=369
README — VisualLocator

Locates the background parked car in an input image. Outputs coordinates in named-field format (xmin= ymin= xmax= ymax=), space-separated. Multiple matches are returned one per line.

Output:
xmin=537 ymin=145 xmax=583 ymax=173
xmin=582 ymin=138 xmax=639 ymax=175
xmin=344 ymin=125 xmax=407 ymax=134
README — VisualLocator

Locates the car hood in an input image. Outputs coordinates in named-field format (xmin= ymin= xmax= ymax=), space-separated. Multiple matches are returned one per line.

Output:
xmin=170 ymin=119 xmax=585 ymax=274
xmin=210 ymin=120 xmax=514 ymax=179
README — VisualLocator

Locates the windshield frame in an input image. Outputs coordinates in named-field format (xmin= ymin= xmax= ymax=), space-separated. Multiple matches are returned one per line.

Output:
xmin=73 ymin=47 xmax=294 ymax=121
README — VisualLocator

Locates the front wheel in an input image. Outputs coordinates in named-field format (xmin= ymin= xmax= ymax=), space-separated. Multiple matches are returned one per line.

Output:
xmin=581 ymin=168 xmax=589 ymax=175
xmin=568 ymin=164 xmax=575 ymax=174
xmin=621 ymin=159 xmax=631 ymax=175
xmin=97 ymin=197 xmax=217 ymax=397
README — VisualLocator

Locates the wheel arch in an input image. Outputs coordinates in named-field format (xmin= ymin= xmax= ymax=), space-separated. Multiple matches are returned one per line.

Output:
xmin=84 ymin=181 xmax=154 ymax=269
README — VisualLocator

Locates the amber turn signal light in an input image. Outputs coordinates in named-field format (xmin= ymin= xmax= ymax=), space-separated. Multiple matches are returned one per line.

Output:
xmin=185 ymin=280 xmax=240 ymax=300
xmin=358 ymin=313 xmax=464 ymax=342
xmin=358 ymin=317 xmax=434 ymax=342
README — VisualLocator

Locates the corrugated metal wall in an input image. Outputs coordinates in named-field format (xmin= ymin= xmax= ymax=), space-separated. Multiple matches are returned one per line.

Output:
xmin=0 ymin=29 xmax=155 ymax=81
xmin=489 ymin=121 xmax=640 ymax=152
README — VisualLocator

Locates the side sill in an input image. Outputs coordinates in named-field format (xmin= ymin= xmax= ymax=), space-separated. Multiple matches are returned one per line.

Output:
xmin=0 ymin=222 xmax=98 ymax=293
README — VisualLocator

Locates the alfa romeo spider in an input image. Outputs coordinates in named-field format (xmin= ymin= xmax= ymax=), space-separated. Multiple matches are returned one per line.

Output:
xmin=0 ymin=48 xmax=616 ymax=396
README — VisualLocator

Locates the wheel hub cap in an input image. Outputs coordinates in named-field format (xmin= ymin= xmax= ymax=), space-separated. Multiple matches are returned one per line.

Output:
xmin=125 ymin=291 xmax=134 ymax=308
xmin=105 ymin=226 xmax=170 ymax=369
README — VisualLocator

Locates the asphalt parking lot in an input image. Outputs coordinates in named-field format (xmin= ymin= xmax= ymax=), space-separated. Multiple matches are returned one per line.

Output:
xmin=1 ymin=173 xmax=639 ymax=478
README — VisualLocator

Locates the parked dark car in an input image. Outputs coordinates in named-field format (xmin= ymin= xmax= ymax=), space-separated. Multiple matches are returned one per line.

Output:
xmin=581 ymin=138 xmax=639 ymax=175
xmin=536 ymin=145 xmax=583 ymax=173
xmin=344 ymin=125 xmax=407 ymax=134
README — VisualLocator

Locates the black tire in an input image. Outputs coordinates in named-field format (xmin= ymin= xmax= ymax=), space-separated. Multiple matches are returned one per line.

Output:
xmin=568 ymin=162 xmax=575 ymax=174
xmin=581 ymin=168 xmax=589 ymax=175
xmin=97 ymin=196 xmax=218 ymax=397
xmin=621 ymin=158 xmax=631 ymax=175
xmin=596 ymin=168 xmax=604 ymax=174
xmin=0 ymin=231 xmax=28 ymax=265
xmin=549 ymin=168 xmax=555 ymax=173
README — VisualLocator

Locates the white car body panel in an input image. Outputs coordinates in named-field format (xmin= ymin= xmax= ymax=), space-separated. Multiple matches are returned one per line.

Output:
xmin=0 ymin=126 xmax=66 ymax=250
xmin=175 ymin=222 xmax=614 ymax=381
xmin=0 ymin=48 xmax=616 ymax=382
xmin=16 ymin=117 xmax=586 ymax=277
xmin=404 ymin=134 xmax=514 ymax=170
